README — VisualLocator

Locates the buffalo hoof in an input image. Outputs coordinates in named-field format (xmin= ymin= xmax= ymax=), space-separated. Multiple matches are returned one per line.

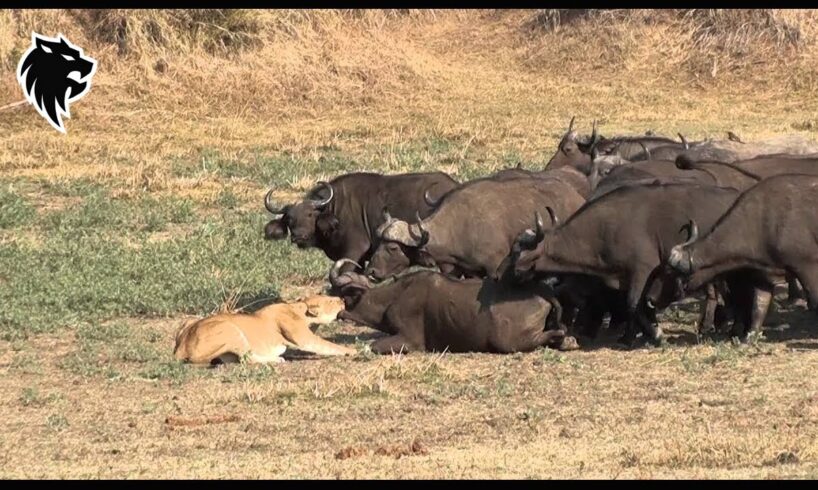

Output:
xmin=738 ymin=330 xmax=764 ymax=345
xmin=616 ymin=334 xmax=641 ymax=349
xmin=786 ymin=298 xmax=809 ymax=309
xmin=557 ymin=336 xmax=580 ymax=351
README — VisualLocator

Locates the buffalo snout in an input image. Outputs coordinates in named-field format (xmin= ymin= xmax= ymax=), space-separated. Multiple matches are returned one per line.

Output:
xmin=667 ymin=246 xmax=693 ymax=275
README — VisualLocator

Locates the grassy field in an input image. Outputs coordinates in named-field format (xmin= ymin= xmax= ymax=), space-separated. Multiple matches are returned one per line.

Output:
xmin=3 ymin=9 xmax=818 ymax=479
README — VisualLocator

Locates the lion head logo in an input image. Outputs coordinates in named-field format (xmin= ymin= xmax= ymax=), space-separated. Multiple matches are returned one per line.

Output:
xmin=16 ymin=32 xmax=98 ymax=134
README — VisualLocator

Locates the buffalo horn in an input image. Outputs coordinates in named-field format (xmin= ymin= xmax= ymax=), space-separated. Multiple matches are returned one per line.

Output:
xmin=311 ymin=181 xmax=334 ymax=208
xmin=546 ymin=206 xmax=559 ymax=227
xmin=424 ymin=188 xmax=441 ymax=208
xmin=638 ymin=141 xmax=651 ymax=160
xmin=678 ymin=219 xmax=699 ymax=247
xmin=590 ymin=119 xmax=599 ymax=144
xmin=678 ymin=133 xmax=689 ymax=150
xmin=329 ymin=258 xmax=363 ymax=287
xmin=264 ymin=189 xmax=287 ymax=214
xmin=535 ymin=211 xmax=546 ymax=241
xmin=414 ymin=212 xmax=430 ymax=247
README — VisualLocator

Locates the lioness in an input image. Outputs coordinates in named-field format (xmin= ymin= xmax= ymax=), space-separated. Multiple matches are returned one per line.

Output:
xmin=174 ymin=295 xmax=355 ymax=365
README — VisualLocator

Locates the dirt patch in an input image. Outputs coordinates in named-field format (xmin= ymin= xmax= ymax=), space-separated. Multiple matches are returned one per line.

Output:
xmin=336 ymin=438 xmax=429 ymax=461
xmin=165 ymin=414 xmax=241 ymax=428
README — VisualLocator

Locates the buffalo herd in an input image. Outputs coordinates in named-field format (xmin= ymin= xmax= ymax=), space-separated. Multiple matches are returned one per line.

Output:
xmin=262 ymin=119 xmax=818 ymax=354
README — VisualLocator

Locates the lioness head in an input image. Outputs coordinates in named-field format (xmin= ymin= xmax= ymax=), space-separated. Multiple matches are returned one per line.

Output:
xmin=303 ymin=295 xmax=345 ymax=324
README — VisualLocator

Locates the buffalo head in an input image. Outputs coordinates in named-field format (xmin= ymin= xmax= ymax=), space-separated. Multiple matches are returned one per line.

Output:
xmin=365 ymin=209 xmax=431 ymax=281
xmin=509 ymin=208 xmax=559 ymax=282
xmin=667 ymin=220 xmax=699 ymax=275
xmin=545 ymin=117 xmax=601 ymax=175
xmin=263 ymin=181 xmax=337 ymax=248
xmin=328 ymin=258 xmax=372 ymax=312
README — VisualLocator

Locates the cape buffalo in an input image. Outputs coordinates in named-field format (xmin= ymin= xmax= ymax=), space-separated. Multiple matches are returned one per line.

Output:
xmin=329 ymin=259 xmax=571 ymax=354
xmin=364 ymin=176 xmax=586 ymax=281
xmin=509 ymin=182 xmax=757 ymax=346
xmin=667 ymin=174 xmax=818 ymax=337
xmin=675 ymin=153 xmax=818 ymax=301
xmin=263 ymin=171 xmax=458 ymax=269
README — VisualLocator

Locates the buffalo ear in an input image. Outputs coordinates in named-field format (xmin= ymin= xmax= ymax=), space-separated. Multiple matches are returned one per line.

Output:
xmin=414 ymin=248 xmax=436 ymax=268
xmin=316 ymin=213 xmax=340 ymax=235
xmin=264 ymin=218 xmax=289 ymax=240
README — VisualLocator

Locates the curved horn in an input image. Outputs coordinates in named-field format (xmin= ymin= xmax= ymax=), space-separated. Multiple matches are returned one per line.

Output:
xmin=264 ymin=189 xmax=287 ymax=214
xmin=678 ymin=133 xmax=689 ymax=150
xmin=535 ymin=211 xmax=546 ymax=242
xmin=329 ymin=258 xmax=362 ymax=287
xmin=545 ymin=206 xmax=559 ymax=227
xmin=423 ymin=188 xmax=441 ymax=208
xmin=567 ymin=116 xmax=575 ymax=133
xmin=311 ymin=181 xmax=334 ymax=208
xmin=382 ymin=206 xmax=393 ymax=223
xmin=678 ymin=219 xmax=699 ymax=247
xmin=518 ymin=211 xmax=546 ymax=250
xmin=638 ymin=141 xmax=651 ymax=160
xmin=590 ymin=120 xmax=598 ymax=143
xmin=414 ymin=212 xmax=430 ymax=247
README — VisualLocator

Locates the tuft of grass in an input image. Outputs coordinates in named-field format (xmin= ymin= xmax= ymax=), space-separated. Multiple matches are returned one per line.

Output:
xmin=19 ymin=387 xmax=61 ymax=407
xmin=45 ymin=414 xmax=69 ymax=432
xmin=218 ymin=362 xmax=278 ymax=383
xmin=0 ymin=185 xmax=36 ymax=229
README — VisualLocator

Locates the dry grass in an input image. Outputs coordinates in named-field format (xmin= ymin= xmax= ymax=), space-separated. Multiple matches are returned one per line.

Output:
xmin=3 ymin=9 xmax=818 ymax=479
xmin=2 ymin=305 xmax=818 ymax=478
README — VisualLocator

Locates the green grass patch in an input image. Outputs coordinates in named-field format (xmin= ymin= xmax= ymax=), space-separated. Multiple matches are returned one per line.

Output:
xmin=0 ymin=184 xmax=37 ymax=229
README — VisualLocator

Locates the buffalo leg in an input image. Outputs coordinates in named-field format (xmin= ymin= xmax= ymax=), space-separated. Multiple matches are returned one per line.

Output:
xmin=532 ymin=327 xmax=573 ymax=351
xmin=725 ymin=272 xmax=773 ymax=342
xmin=743 ymin=286 xmax=773 ymax=341
xmin=370 ymin=334 xmax=414 ymax=355
xmin=620 ymin=268 xmax=661 ymax=347
xmin=793 ymin=266 xmax=818 ymax=313
xmin=786 ymin=273 xmax=806 ymax=304
xmin=576 ymin=301 xmax=605 ymax=339
xmin=698 ymin=283 xmax=718 ymax=335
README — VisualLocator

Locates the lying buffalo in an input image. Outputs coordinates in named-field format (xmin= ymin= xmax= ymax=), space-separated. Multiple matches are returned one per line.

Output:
xmin=263 ymin=171 xmax=458 ymax=268
xmin=547 ymin=118 xmax=694 ymax=174
xmin=509 ymin=181 xmax=760 ymax=346
xmin=364 ymin=176 xmax=586 ymax=281
xmin=329 ymin=259 xmax=572 ymax=354
xmin=594 ymin=132 xmax=692 ymax=163
xmin=668 ymin=174 xmax=818 ymax=337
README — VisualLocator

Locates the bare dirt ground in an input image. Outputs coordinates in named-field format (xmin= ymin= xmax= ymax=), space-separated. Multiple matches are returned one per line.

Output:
xmin=2 ymin=295 xmax=818 ymax=479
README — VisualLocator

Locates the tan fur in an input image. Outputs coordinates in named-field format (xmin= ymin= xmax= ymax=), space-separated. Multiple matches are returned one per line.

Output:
xmin=173 ymin=295 xmax=355 ymax=365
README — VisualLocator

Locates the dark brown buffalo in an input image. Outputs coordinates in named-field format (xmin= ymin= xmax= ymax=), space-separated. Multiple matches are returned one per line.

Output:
xmin=593 ymin=132 xmax=691 ymax=163
xmin=489 ymin=165 xmax=594 ymax=200
xmin=263 ymin=171 xmax=458 ymax=267
xmin=546 ymin=118 xmax=693 ymax=174
xmin=668 ymin=174 xmax=818 ymax=337
xmin=509 ymin=182 xmax=751 ymax=346
xmin=329 ymin=259 xmax=570 ymax=354
xmin=675 ymin=153 xmax=818 ymax=182
xmin=675 ymin=154 xmax=818 ymax=301
xmin=363 ymin=176 xmax=586 ymax=281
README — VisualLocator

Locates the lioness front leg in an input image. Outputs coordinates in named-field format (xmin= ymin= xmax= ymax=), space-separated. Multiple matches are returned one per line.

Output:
xmin=280 ymin=323 xmax=356 ymax=357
